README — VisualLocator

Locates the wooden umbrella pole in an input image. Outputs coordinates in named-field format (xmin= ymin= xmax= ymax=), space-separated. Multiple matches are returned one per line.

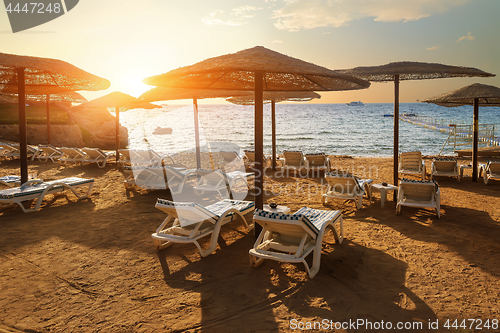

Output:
xmin=193 ymin=98 xmax=201 ymax=169
xmin=115 ymin=106 xmax=120 ymax=162
xmin=472 ymin=98 xmax=479 ymax=182
xmin=272 ymin=100 xmax=276 ymax=171
xmin=18 ymin=67 xmax=28 ymax=184
xmin=46 ymin=94 xmax=51 ymax=145
xmin=393 ymin=75 xmax=399 ymax=200
xmin=254 ymin=71 xmax=264 ymax=237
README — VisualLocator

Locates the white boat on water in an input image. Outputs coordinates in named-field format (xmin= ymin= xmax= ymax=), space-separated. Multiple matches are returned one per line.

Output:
xmin=347 ymin=101 xmax=364 ymax=106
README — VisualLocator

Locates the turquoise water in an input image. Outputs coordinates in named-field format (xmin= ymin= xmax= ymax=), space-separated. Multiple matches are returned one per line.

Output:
xmin=119 ymin=103 xmax=499 ymax=157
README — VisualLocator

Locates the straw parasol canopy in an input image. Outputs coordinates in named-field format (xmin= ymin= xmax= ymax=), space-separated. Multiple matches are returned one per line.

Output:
xmin=144 ymin=46 xmax=370 ymax=232
xmin=0 ymin=52 xmax=110 ymax=183
xmin=227 ymin=91 xmax=321 ymax=169
xmin=341 ymin=61 xmax=495 ymax=191
xmin=423 ymin=83 xmax=500 ymax=181
xmin=79 ymin=91 xmax=160 ymax=159
xmin=140 ymin=87 xmax=251 ymax=169
xmin=0 ymin=92 xmax=18 ymax=104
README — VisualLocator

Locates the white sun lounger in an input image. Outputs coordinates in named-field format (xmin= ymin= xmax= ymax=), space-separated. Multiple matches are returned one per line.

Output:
xmin=0 ymin=143 xmax=20 ymax=160
xmin=152 ymin=199 xmax=255 ymax=257
xmin=0 ymin=175 xmax=21 ymax=188
xmin=399 ymin=151 xmax=426 ymax=180
xmin=322 ymin=173 xmax=372 ymax=209
xmin=0 ymin=177 xmax=94 ymax=213
xmin=283 ymin=150 xmax=307 ymax=176
xmin=305 ymin=153 xmax=330 ymax=176
xmin=244 ymin=150 xmax=271 ymax=170
xmin=58 ymin=147 xmax=86 ymax=165
xmin=163 ymin=166 xmax=198 ymax=194
xmin=250 ymin=207 xmax=343 ymax=278
xmin=123 ymin=166 xmax=169 ymax=190
xmin=431 ymin=157 xmax=460 ymax=182
xmin=479 ymin=161 xmax=500 ymax=185
xmin=37 ymin=145 xmax=64 ymax=163
xmin=80 ymin=148 xmax=115 ymax=168
xmin=193 ymin=169 xmax=254 ymax=199
xmin=396 ymin=178 xmax=440 ymax=218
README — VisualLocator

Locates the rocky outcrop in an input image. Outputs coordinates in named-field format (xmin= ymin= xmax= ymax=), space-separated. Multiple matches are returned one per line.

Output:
xmin=0 ymin=124 xmax=85 ymax=147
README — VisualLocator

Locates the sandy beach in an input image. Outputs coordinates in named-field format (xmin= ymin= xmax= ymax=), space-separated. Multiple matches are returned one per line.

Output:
xmin=0 ymin=156 xmax=499 ymax=332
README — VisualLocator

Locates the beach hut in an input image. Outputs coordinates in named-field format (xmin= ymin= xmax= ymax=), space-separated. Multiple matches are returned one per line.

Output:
xmin=341 ymin=62 xmax=495 ymax=192
xmin=226 ymin=91 xmax=321 ymax=170
xmin=143 ymin=46 xmax=370 ymax=235
xmin=423 ymin=83 xmax=500 ymax=181
xmin=0 ymin=52 xmax=110 ymax=183
xmin=139 ymin=87 xmax=250 ymax=169
xmin=77 ymin=91 xmax=160 ymax=160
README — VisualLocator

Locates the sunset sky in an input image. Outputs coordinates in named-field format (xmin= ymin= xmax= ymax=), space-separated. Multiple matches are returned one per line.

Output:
xmin=1 ymin=0 xmax=499 ymax=104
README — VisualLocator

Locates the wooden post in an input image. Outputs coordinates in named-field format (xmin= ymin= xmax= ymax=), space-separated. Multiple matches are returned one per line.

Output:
xmin=115 ymin=106 xmax=120 ymax=162
xmin=272 ymin=100 xmax=276 ymax=171
xmin=472 ymin=98 xmax=479 ymax=182
xmin=193 ymin=98 xmax=201 ymax=169
xmin=254 ymin=71 xmax=264 ymax=237
xmin=46 ymin=94 xmax=51 ymax=145
xmin=393 ymin=75 xmax=399 ymax=200
xmin=18 ymin=67 xmax=28 ymax=184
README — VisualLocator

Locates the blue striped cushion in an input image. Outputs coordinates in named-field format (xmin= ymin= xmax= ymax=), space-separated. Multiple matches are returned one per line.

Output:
xmin=0 ymin=177 xmax=94 ymax=199
xmin=295 ymin=207 xmax=341 ymax=232
xmin=401 ymin=177 xmax=438 ymax=189
xmin=0 ymin=175 xmax=21 ymax=184
xmin=305 ymin=153 xmax=325 ymax=156
xmin=254 ymin=208 xmax=318 ymax=236
xmin=156 ymin=199 xmax=254 ymax=219
xmin=433 ymin=157 xmax=457 ymax=162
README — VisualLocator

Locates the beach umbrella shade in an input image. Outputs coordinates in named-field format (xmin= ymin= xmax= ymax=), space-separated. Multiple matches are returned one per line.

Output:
xmin=341 ymin=61 xmax=495 ymax=192
xmin=77 ymin=91 xmax=160 ymax=160
xmin=0 ymin=52 xmax=110 ymax=183
xmin=423 ymin=83 xmax=500 ymax=181
xmin=139 ymin=87 xmax=250 ymax=169
xmin=227 ymin=91 xmax=321 ymax=170
xmin=143 ymin=46 xmax=370 ymax=235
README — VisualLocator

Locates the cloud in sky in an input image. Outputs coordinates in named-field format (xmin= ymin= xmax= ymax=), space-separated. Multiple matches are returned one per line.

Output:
xmin=426 ymin=46 xmax=439 ymax=51
xmin=202 ymin=6 xmax=263 ymax=26
xmin=457 ymin=32 xmax=475 ymax=42
xmin=272 ymin=0 xmax=472 ymax=31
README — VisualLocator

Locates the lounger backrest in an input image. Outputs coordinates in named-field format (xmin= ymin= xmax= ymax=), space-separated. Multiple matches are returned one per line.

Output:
xmin=400 ymin=151 xmax=422 ymax=171
xmin=82 ymin=148 xmax=106 ymax=158
xmin=400 ymin=178 xmax=437 ymax=202
xmin=305 ymin=153 xmax=326 ymax=167
xmin=283 ymin=151 xmax=305 ymax=167
xmin=324 ymin=174 xmax=363 ymax=194
xmin=487 ymin=161 xmax=500 ymax=174
xmin=433 ymin=158 xmax=457 ymax=172
xmin=132 ymin=150 xmax=161 ymax=165
xmin=244 ymin=150 xmax=256 ymax=163
xmin=155 ymin=199 xmax=219 ymax=227
xmin=253 ymin=208 xmax=317 ymax=240
xmin=219 ymin=151 xmax=239 ymax=163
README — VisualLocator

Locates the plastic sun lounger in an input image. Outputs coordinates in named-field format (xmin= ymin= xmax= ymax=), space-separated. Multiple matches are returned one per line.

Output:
xmin=58 ymin=147 xmax=86 ymax=165
xmin=479 ymin=160 xmax=500 ymax=185
xmin=152 ymin=199 xmax=255 ymax=257
xmin=431 ymin=157 xmax=460 ymax=182
xmin=304 ymin=153 xmax=331 ymax=176
xmin=123 ymin=166 xmax=168 ymax=190
xmin=216 ymin=151 xmax=242 ymax=169
xmin=0 ymin=177 xmax=94 ymax=213
xmin=322 ymin=173 xmax=373 ymax=209
xmin=396 ymin=178 xmax=441 ymax=218
xmin=37 ymin=145 xmax=64 ymax=163
xmin=283 ymin=150 xmax=307 ymax=176
xmin=80 ymin=148 xmax=115 ymax=168
xmin=243 ymin=150 xmax=271 ymax=170
xmin=399 ymin=151 xmax=426 ymax=180
xmin=163 ymin=166 xmax=198 ymax=195
xmin=0 ymin=175 xmax=21 ymax=188
xmin=250 ymin=207 xmax=344 ymax=278
xmin=193 ymin=169 xmax=255 ymax=199
xmin=0 ymin=143 xmax=20 ymax=160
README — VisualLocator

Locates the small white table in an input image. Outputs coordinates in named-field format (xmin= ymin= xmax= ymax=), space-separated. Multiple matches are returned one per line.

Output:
xmin=460 ymin=164 xmax=472 ymax=178
xmin=263 ymin=204 xmax=291 ymax=214
xmin=370 ymin=183 xmax=398 ymax=208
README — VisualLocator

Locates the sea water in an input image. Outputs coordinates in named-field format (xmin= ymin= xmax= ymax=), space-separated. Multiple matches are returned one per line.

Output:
xmin=118 ymin=103 xmax=499 ymax=157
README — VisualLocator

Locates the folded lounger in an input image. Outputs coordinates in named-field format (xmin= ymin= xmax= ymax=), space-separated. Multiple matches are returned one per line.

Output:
xmin=0 ymin=175 xmax=21 ymax=188
xmin=0 ymin=177 xmax=94 ymax=213
xmin=58 ymin=147 xmax=86 ymax=165
xmin=152 ymin=199 xmax=255 ymax=257
xmin=37 ymin=145 xmax=64 ymax=163
xmin=322 ymin=173 xmax=372 ymax=209
xmin=282 ymin=150 xmax=307 ymax=176
xmin=430 ymin=157 xmax=460 ymax=182
xmin=479 ymin=161 xmax=500 ymax=185
xmin=250 ymin=207 xmax=343 ymax=278
xmin=193 ymin=169 xmax=254 ymax=199
xmin=399 ymin=151 xmax=426 ymax=180
xmin=396 ymin=178 xmax=440 ymax=218
xmin=80 ymin=148 xmax=115 ymax=168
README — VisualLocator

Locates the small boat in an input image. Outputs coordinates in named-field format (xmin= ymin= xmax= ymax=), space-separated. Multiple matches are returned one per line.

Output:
xmin=383 ymin=114 xmax=393 ymax=117
xmin=346 ymin=101 xmax=364 ymax=106
xmin=153 ymin=127 xmax=172 ymax=135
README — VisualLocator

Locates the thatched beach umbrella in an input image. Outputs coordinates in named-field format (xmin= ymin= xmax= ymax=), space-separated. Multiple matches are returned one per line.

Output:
xmin=227 ymin=91 xmax=321 ymax=170
xmin=0 ymin=52 xmax=110 ymax=183
xmin=341 ymin=62 xmax=495 ymax=191
xmin=423 ymin=83 xmax=500 ymax=181
xmin=143 ymin=46 xmax=370 ymax=234
xmin=139 ymin=87 xmax=249 ymax=169
xmin=78 ymin=91 xmax=159 ymax=160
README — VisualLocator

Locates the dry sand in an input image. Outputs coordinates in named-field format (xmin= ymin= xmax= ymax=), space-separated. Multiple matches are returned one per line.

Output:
xmin=0 ymin=156 xmax=499 ymax=332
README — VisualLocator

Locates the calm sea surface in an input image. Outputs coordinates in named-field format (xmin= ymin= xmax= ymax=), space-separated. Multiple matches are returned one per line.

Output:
xmin=118 ymin=103 xmax=499 ymax=157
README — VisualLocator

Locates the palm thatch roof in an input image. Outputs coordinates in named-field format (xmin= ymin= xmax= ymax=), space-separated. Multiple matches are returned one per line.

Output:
xmin=77 ymin=91 xmax=159 ymax=111
xmin=340 ymin=61 xmax=495 ymax=82
xmin=139 ymin=87 xmax=250 ymax=102
xmin=0 ymin=52 xmax=110 ymax=93
xmin=143 ymin=46 xmax=370 ymax=91
xmin=2 ymin=90 xmax=87 ymax=104
xmin=423 ymin=83 xmax=500 ymax=107
xmin=226 ymin=91 xmax=321 ymax=105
